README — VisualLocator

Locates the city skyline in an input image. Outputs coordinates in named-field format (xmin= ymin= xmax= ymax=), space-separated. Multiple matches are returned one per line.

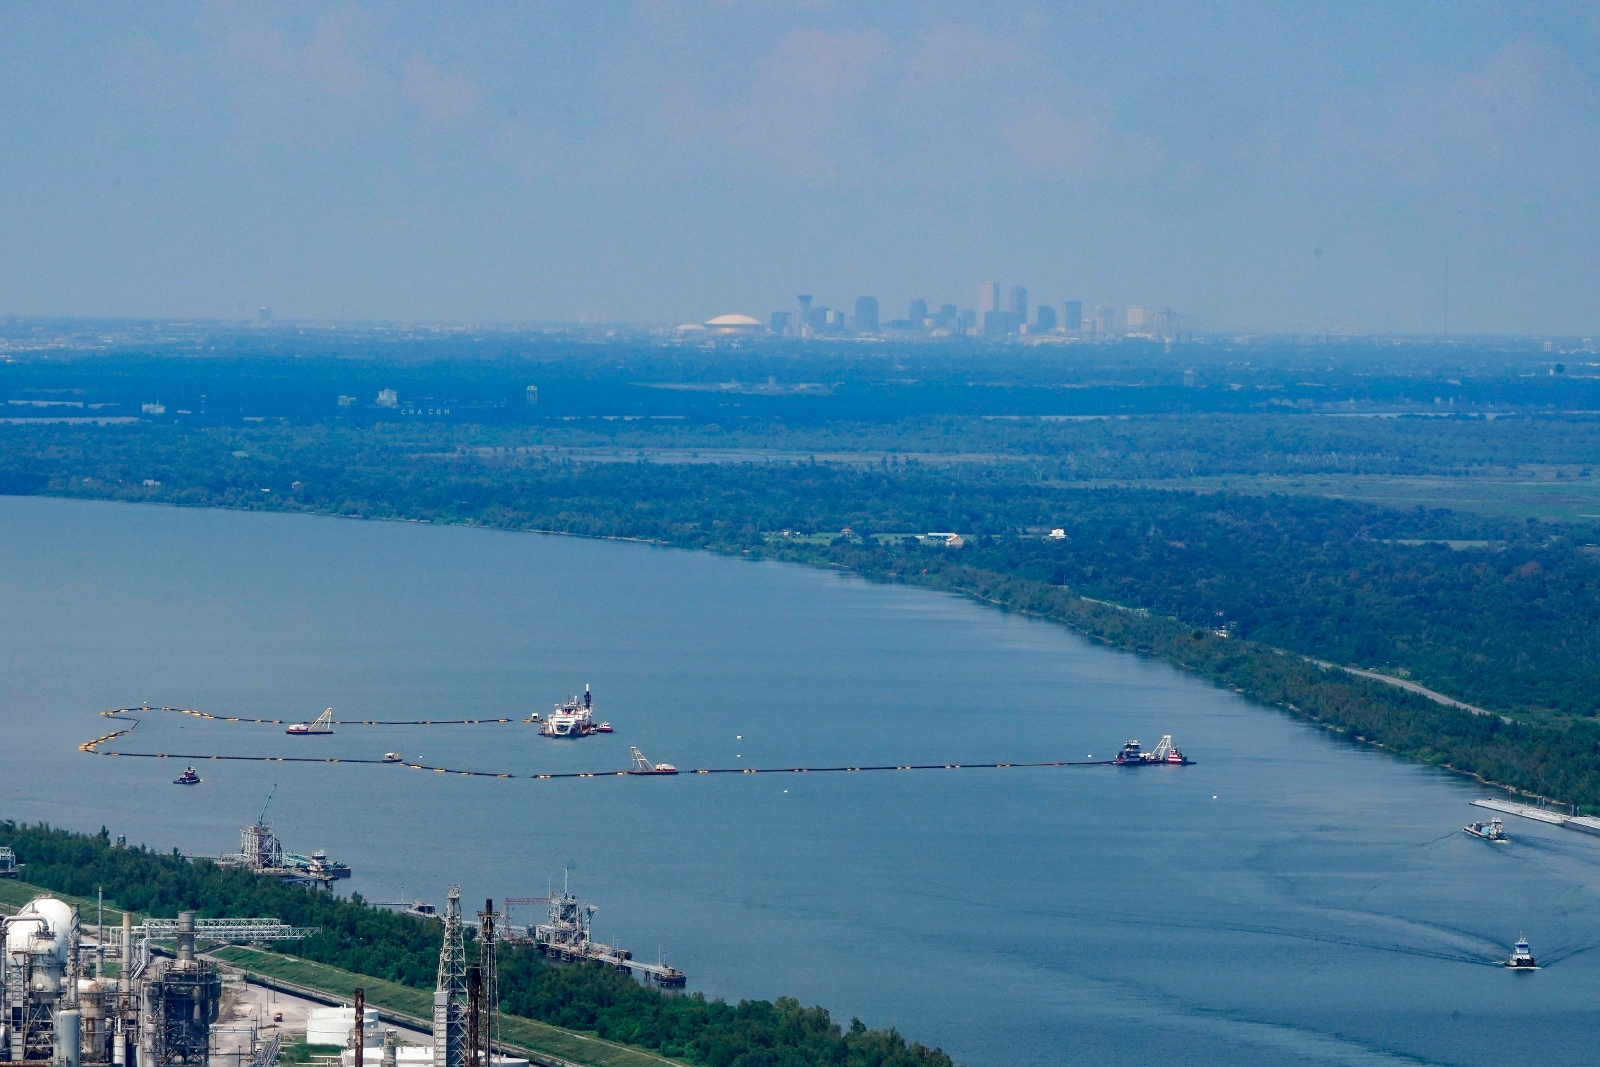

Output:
xmin=1 ymin=4 xmax=1597 ymax=333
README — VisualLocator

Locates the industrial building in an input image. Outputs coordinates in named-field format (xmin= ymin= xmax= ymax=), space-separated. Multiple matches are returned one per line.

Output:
xmin=2 ymin=897 xmax=309 ymax=1067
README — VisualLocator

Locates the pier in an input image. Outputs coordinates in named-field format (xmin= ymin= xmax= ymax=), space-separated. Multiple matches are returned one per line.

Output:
xmin=1471 ymin=797 xmax=1600 ymax=837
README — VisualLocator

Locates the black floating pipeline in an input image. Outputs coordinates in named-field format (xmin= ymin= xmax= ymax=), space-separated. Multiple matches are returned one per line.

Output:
xmin=83 ymin=746 xmax=1116 ymax=779
xmin=82 ymin=706 xmax=1127 ymax=780
xmin=97 ymin=706 xmax=517 ymax=727
xmin=395 ymin=757 xmax=1117 ymax=778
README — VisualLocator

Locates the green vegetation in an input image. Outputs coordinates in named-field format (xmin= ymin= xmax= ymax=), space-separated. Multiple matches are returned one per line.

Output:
xmin=0 ymin=824 xmax=955 ymax=1067
xmin=279 ymin=1043 xmax=344 ymax=1064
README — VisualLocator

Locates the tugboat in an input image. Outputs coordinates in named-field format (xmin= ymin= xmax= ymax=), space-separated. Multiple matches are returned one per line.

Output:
xmin=173 ymin=766 xmax=201 ymax=785
xmin=1506 ymin=936 xmax=1538 ymax=969
xmin=628 ymin=747 xmax=678 ymax=775
xmin=1464 ymin=818 xmax=1509 ymax=842
xmin=286 ymin=708 xmax=335 ymax=735
xmin=1113 ymin=736 xmax=1193 ymax=765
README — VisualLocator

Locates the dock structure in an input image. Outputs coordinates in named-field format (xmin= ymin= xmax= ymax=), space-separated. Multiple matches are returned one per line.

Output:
xmin=532 ymin=882 xmax=684 ymax=987
xmin=1471 ymin=797 xmax=1600 ymax=837
xmin=214 ymin=790 xmax=351 ymax=887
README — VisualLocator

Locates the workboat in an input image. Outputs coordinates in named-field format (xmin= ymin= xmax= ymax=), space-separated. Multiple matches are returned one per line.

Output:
xmin=382 ymin=752 xmax=403 ymax=763
xmin=173 ymin=767 xmax=201 ymax=785
xmin=1113 ymin=735 xmax=1193 ymax=765
xmin=628 ymin=746 xmax=678 ymax=775
xmin=541 ymin=685 xmax=601 ymax=738
xmin=286 ymin=708 xmax=335 ymax=735
xmin=1506 ymin=936 xmax=1537 ymax=969
xmin=306 ymin=850 xmax=351 ymax=880
xmin=1464 ymin=818 xmax=1508 ymax=842
xmin=596 ymin=722 xmax=613 ymax=733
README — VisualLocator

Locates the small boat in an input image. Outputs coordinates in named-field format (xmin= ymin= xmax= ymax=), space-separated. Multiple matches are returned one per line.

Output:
xmin=173 ymin=767 xmax=201 ymax=785
xmin=596 ymin=722 xmax=613 ymax=733
xmin=382 ymin=752 xmax=403 ymax=763
xmin=287 ymin=708 xmax=335 ymax=735
xmin=1464 ymin=818 xmax=1508 ymax=842
xmin=1506 ymin=936 xmax=1537 ymax=969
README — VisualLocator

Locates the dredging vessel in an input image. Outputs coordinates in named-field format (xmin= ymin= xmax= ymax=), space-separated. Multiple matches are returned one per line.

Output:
xmin=1113 ymin=736 xmax=1192 ymax=765
xmin=628 ymin=747 xmax=678 ymax=775
xmin=286 ymin=708 xmax=335 ymax=735
xmin=540 ymin=686 xmax=604 ymax=738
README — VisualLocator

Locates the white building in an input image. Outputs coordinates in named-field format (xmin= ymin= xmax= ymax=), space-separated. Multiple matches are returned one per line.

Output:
xmin=704 ymin=314 xmax=764 ymax=335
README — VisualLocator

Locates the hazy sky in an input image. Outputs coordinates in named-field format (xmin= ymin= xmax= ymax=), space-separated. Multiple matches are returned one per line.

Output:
xmin=1 ymin=2 xmax=1597 ymax=333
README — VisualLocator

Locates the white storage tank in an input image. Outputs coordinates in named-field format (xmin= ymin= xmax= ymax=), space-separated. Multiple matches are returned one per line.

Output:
xmin=305 ymin=1007 xmax=378 ymax=1047
xmin=5 ymin=896 xmax=75 ymax=994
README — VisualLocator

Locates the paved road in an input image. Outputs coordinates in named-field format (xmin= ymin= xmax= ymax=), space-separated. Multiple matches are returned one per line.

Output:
xmin=1310 ymin=659 xmax=1502 ymax=719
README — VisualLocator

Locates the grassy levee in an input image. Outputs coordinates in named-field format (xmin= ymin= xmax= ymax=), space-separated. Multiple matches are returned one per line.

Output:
xmin=209 ymin=947 xmax=676 ymax=1067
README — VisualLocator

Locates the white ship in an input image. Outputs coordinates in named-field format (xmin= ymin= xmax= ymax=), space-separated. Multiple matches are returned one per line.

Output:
xmin=540 ymin=685 xmax=599 ymax=738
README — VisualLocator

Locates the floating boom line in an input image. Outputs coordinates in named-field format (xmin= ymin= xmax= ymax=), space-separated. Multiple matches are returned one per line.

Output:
xmin=96 ymin=706 xmax=517 ymax=727
xmin=81 ymin=704 xmax=1187 ymax=781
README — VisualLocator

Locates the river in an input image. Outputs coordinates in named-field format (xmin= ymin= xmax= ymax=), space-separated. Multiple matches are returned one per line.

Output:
xmin=1 ymin=495 xmax=1596 ymax=1067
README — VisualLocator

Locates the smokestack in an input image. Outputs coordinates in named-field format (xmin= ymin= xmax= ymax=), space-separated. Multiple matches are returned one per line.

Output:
xmin=354 ymin=989 xmax=364 ymax=1067
xmin=175 ymin=913 xmax=194 ymax=963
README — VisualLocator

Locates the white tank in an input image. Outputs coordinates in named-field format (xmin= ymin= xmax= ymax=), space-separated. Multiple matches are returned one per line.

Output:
xmin=6 ymin=896 xmax=75 ymax=994
xmin=305 ymin=1007 xmax=378 ymax=1047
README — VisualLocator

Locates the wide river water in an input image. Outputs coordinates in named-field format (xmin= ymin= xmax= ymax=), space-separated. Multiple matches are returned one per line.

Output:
xmin=1 ymin=496 xmax=1597 ymax=1067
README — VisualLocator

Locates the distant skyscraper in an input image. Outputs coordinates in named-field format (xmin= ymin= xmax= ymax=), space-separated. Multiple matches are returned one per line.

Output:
xmin=771 ymin=311 xmax=791 ymax=332
xmin=797 ymin=295 xmax=813 ymax=334
xmin=807 ymin=305 xmax=829 ymax=333
xmin=1127 ymin=305 xmax=1147 ymax=330
xmin=940 ymin=304 xmax=958 ymax=328
xmin=1063 ymin=301 xmax=1083 ymax=331
xmin=977 ymin=283 xmax=1000 ymax=322
xmin=854 ymin=296 xmax=879 ymax=332
xmin=258 ymin=307 xmax=272 ymax=322
xmin=908 ymin=298 xmax=928 ymax=325
xmin=1009 ymin=286 xmax=1028 ymax=320
xmin=1036 ymin=305 xmax=1057 ymax=331
xmin=1098 ymin=306 xmax=1115 ymax=335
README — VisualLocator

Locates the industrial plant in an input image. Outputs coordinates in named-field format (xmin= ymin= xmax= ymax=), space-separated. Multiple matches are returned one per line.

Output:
xmin=2 ymin=898 xmax=310 ymax=1067
xmin=1 ymin=876 xmax=682 ymax=1067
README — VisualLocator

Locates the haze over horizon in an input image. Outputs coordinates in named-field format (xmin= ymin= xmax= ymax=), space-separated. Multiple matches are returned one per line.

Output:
xmin=1 ymin=2 xmax=1596 ymax=335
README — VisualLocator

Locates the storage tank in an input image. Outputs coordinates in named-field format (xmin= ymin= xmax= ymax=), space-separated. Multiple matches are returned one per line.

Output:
xmin=305 ymin=1007 xmax=378 ymax=1047
xmin=53 ymin=1009 xmax=81 ymax=1067
xmin=5 ymin=896 xmax=75 ymax=994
